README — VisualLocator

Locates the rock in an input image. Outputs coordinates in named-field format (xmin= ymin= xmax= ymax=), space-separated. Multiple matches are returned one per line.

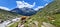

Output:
xmin=41 ymin=25 xmax=45 ymax=27
xmin=42 ymin=22 xmax=55 ymax=27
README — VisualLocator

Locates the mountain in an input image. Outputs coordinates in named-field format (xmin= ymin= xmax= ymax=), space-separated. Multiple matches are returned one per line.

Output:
xmin=0 ymin=9 xmax=21 ymax=21
xmin=11 ymin=7 xmax=37 ymax=16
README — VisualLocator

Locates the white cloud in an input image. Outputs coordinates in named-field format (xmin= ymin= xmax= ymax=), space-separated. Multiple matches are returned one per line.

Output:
xmin=0 ymin=6 xmax=10 ymax=11
xmin=16 ymin=1 xmax=35 ymax=8
xmin=44 ymin=3 xmax=48 ymax=6
xmin=16 ymin=1 xmax=49 ymax=11
xmin=34 ymin=6 xmax=44 ymax=11
xmin=34 ymin=3 xmax=48 ymax=11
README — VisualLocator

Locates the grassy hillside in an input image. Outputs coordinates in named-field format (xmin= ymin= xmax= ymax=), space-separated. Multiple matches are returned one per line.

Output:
xmin=38 ymin=0 xmax=60 ymax=27
xmin=24 ymin=0 xmax=60 ymax=27
xmin=0 ymin=9 xmax=21 ymax=21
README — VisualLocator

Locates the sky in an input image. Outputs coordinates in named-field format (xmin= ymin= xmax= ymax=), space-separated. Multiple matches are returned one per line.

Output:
xmin=0 ymin=0 xmax=53 ymax=11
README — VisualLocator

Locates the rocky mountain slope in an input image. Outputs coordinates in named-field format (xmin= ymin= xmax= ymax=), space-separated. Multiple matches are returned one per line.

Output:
xmin=11 ymin=7 xmax=37 ymax=16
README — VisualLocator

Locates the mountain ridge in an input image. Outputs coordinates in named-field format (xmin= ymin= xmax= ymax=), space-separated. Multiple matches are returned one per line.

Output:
xmin=11 ymin=7 xmax=37 ymax=16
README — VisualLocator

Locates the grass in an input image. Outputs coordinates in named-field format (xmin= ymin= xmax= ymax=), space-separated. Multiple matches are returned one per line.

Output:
xmin=51 ymin=14 xmax=60 ymax=27
xmin=9 ymin=22 xmax=18 ymax=27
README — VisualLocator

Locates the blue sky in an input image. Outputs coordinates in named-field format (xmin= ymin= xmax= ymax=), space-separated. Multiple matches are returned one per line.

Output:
xmin=0 ymin=0 xmax=53 ymax=10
